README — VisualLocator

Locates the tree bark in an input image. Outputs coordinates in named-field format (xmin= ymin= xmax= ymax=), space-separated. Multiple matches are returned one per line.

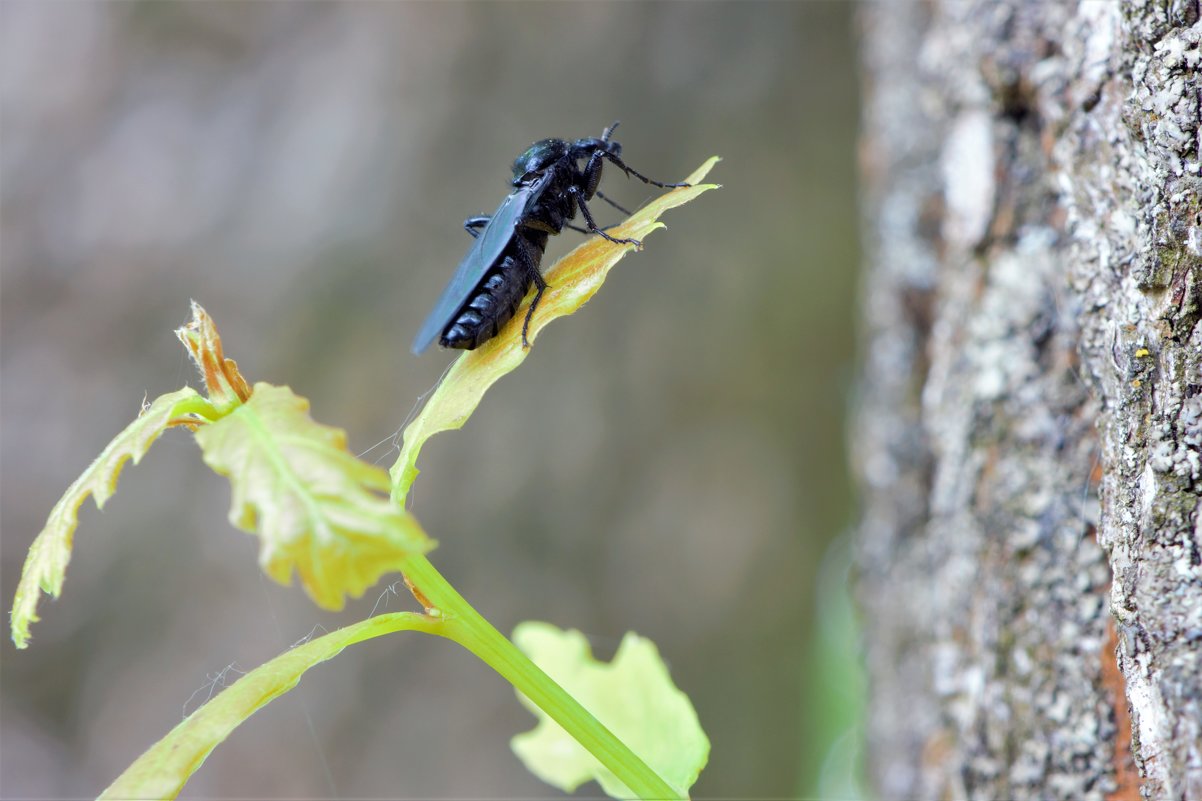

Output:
xmin=855 ymin=2 xmax=1202 ymax=799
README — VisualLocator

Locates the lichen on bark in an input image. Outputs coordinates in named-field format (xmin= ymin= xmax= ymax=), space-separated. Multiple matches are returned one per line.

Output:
xmin=855 ymin=1 xmax=1202 ymax=799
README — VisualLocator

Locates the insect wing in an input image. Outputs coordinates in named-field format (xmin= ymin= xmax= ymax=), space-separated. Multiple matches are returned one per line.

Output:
xmin=411 ymin=172 xmax=553 ymax=354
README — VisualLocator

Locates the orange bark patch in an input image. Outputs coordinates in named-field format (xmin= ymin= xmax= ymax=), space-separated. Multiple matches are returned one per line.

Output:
xmin=1103 ymin=619 xmax=1140 ymax=801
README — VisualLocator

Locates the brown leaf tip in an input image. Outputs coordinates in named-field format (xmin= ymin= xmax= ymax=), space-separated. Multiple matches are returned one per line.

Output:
xmin=176 ymin=301 xmax=252 ymax=407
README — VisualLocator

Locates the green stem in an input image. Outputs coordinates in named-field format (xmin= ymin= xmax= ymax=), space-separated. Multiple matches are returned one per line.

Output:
xmin=400 ymin=553 xmax=682 ymax=800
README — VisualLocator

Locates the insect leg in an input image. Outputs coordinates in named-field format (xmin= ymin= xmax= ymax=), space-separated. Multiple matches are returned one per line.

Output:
xmin=566 ymin=221 xmax=620 ymax=235
xmin=573 ymin=187 xmax=643 ymax=249
xmin=595 ymin=190 xmax=633 ymax=216
xmin=602 ymin=153 xmax=690 ymax=189
xmin=463 ymin=215 xmax=490 ymax=239
xmin=518 ymin=241 xmax=548 ymax=349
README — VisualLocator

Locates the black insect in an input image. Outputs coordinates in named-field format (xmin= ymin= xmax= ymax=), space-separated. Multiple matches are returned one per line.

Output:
xmin=411 ymin=122 xmax=687 ymax=354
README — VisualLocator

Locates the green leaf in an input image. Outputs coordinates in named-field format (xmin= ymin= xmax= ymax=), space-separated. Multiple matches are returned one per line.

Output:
xmin=10 ymin=387 xmax=216 ymax=649
xmin=194 ymin=382 xmax=433 ymax=610
xmin=391 ymin=157 xmax=721 ymax=504
xmin=100 ymin=611 xmax=443 ymax=800
xmin=510 ymin=622 xmax=710 ymax=799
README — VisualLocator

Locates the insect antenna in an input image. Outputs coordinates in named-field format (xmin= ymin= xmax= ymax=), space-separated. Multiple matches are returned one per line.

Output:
xmin=602 ymin=120 xmax=621 ymax=141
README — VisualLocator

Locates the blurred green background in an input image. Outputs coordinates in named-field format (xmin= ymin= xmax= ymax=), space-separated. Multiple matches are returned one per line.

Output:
xmin=0 ymin=2 xmax=860 ymax=798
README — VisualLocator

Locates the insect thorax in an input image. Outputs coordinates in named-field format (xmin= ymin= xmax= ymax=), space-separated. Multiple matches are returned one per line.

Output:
xmin=511 ymin=139 xmax=570 ymax=181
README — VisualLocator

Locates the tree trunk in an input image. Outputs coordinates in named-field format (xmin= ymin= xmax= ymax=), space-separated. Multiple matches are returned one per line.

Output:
xmin=854 ymin=2 xmax=1202 ymax=799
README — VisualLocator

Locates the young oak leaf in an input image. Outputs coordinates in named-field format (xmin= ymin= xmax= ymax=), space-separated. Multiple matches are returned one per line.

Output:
xmin=10 ymin=387 xmax=218 ymax=648
xmin=193 ymin=383 xmax=432 ymax=610
xmin=175 ymin=300 xmax=251 ymax=412
xmin=391 ymin=157 xmax=720 ymax=504
xmin=510 ymin=622 xmax=710 ymax=800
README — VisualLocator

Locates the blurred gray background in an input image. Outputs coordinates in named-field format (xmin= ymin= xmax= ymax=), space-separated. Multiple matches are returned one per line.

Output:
xmin=1 ymin=2 xmax=860 ymax=798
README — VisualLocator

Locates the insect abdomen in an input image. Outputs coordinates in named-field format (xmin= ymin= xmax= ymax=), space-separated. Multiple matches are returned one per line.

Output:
xmin=440 ymin=237 xmax=544 ymax=350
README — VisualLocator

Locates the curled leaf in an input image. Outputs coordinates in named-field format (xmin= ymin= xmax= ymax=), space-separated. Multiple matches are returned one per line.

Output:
xmin=391 ymin=157 xmax=720 ymax=504
xmin=176 ymin=301 xmax=251 ymax=411
xmin=510 ymin=622 xmax=710 ymax=799
xmin=194 ymin=383 xmax=433 ymax=610
xmin=10 ymin=387 xmax=217 ymax=648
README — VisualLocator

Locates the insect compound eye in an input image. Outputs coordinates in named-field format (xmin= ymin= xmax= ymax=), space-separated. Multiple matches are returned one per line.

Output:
xmin=570 ymin=138 xmax=601 ymax=157
xmin=570 ymin=137 xmax=621 ymax=167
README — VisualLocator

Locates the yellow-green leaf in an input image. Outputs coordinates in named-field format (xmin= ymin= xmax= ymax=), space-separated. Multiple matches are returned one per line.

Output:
xmin=10 ymin=387 xmax=217 ymax=648
xmin=194 ymin=382 xmax=433 ymax=610
xmin=391 ymin=157 xmax=721 ymax=504
xmin=510 ymin=622 xmax=710 ymax=799
xmin=100 ymin=611 xmax=442 ymax=800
